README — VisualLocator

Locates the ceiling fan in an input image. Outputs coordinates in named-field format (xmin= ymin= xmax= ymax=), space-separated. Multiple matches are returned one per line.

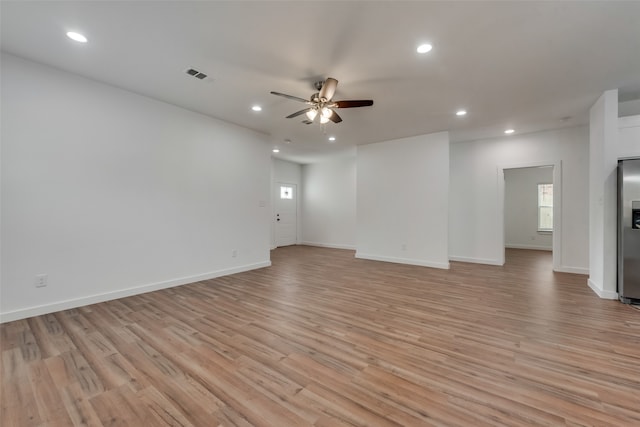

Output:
xmin=270 ymin=77 xmax=373 ymax=124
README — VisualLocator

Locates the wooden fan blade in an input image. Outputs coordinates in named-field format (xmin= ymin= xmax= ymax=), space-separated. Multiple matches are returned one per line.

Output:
xmin=328 ymin=110 xmax=342 ymax=123
xmin=319 ymin=77 xmax=338 ymax=101
xmin=270 ymin=91 xmax=309 ymax=103
xmin=335 ymin=100 xmax=374 ymax=108
xmin=286 ymin=108 xmax=312 ymax=119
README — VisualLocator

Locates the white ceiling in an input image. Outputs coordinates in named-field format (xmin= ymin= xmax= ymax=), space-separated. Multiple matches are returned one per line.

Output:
xmin=2 ymin=1 xmax=640 ymax=163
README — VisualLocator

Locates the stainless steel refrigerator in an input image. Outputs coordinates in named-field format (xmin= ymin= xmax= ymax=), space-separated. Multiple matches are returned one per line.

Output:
xmin=618 ymin=158 xmax=640 ymax=303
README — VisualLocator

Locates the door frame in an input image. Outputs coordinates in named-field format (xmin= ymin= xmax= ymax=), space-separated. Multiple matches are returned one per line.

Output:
xmin=497 ymin=160 xmax=562 ymax=270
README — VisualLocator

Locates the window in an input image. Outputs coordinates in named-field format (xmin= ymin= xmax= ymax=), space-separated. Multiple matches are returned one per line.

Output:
xmin=538 ymin=183 xmax=553 ymax=232
xmin=280 ymin=186 xmax=292 ymax=199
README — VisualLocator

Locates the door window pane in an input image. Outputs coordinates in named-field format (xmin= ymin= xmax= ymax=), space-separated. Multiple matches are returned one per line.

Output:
xmin=280 ymin=186 xmax=292 ymax=199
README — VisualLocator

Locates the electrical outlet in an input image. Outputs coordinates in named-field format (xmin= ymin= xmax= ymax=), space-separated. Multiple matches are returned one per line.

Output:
xmin=35 ymin=274 xmax=48 ymax=288
xmin=232 ymin=249 xmax=238 ymax=258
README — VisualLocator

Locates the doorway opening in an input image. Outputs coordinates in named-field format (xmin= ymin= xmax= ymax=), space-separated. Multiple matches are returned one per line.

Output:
xmin=498 ymin=161 xmax=562 ymax=270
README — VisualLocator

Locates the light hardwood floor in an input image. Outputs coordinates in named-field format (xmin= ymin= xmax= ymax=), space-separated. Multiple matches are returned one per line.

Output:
xmin=2 ymin=246 xmax=639 ymax=426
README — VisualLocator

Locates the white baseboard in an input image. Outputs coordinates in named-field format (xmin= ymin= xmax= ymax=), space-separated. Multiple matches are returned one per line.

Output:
xmin=505 ymin=244 xmax=552 ymax=251
xmin=449 ymin=255 xmax=504 ymax=266
xmin=355 ymin=252 xmax=450 ymax=270
xmin=301 ymin=241 xmax=356 ymax=251
xmin=587 ymin=278 xmax=619 ymax=300
xmin=0 ymin=261 xmax=271 ymax=324
xmin=554 ymin=266 xmax=589 ymax=275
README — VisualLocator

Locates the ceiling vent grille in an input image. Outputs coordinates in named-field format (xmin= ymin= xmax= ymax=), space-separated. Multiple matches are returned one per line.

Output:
xmin=185 ymin=68 xmax=208 ymax=80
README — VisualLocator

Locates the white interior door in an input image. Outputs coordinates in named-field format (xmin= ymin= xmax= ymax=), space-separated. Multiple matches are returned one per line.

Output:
xmin=275 ymin=183 xmax=297 ymax=247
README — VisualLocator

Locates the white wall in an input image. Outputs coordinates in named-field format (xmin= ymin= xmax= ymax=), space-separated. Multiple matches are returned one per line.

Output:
xmin=450 ymin=126 xmax=589 ymax=273
xmin=301 ymin=150 xmax=356 ymax=249
xmin=619 ymin=99 xmax=640 ymax=118
xmin=272 ymin=158 xmax=302 ymax=185
xmin=504 ymin=167 xmax=553 ymax=250
xmin=356 ymin=132 xmax=450 ymax=269
xmin=588 ymin=90 xmax=619 ymax=299
xmin=271 ymin=158 xmax=302 ymax=248
xmin=1 ymin=54 xmax=272 ymax=322
xmin=618 ymin=115 xmax=640 ymax=159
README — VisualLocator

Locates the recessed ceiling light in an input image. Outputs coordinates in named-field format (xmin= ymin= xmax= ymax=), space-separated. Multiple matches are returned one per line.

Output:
xmin=251 ymin=105 xmax=262 ymax=112
xmin=328 ymin=136 xmax=336 ymax=141
xmin=272 ymin=148 xmax=280 ymax=153
xmin=456 ymin=110 xmax=467 ymax=116
xmin=417 ymin=43 xmax=432 ymax=54
xmin=66 ymin=31 xmax=87 ymax=43
xmin=504 ymin=129 xmax=515 ymax=134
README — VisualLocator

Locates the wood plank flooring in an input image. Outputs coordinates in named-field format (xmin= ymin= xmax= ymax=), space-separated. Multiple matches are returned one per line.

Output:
xmin=2 ymin=246 xmax=639 ymax=426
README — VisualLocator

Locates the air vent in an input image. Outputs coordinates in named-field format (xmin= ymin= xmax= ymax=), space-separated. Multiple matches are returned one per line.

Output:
xmin=185 ymin=68 xmax=208 ymax=80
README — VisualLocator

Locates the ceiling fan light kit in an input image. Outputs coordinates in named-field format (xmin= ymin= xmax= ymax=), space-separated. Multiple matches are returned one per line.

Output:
xmin=305 ymin=109 xmax=318 ymax=121
xmin=270 ymin=77 xmax=373 ymax=125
